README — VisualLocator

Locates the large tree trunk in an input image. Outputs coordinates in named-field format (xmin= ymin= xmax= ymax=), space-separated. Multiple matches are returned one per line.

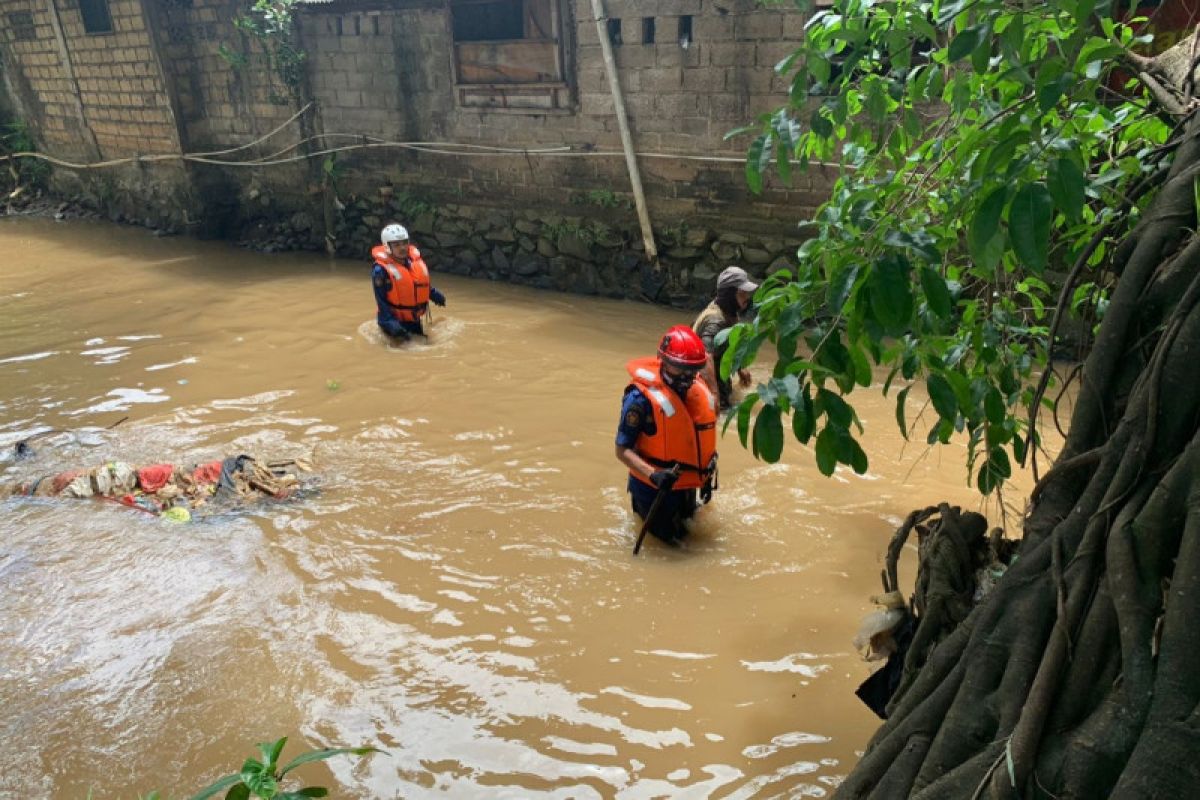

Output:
xmin=837 ymin=76 xmax=1200 ymax=800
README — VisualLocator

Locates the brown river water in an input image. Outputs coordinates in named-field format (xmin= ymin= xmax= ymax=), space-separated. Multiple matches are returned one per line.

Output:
xmin=0 ymin=217 xmax=1036 ymax=798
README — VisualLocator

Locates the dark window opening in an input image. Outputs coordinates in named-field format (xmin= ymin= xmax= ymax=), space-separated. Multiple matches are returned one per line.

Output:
xmin=353 ymin=15 xmax=361 ymax=35
xmin=336 ymin=16 xmax=343 ymax=36
xmin=80 ymin=0 xmax=113 ymax=34
xmin=450 ymin=0 xmax=569 ymax=110
xmin=678 ymin=15 xmax=692 ymax=48
xmin=8 ymin=11 xmax=36 ymax=41
xmin=453 ymin=0 xmax=524 ymax=42
xmin=372 ymin=16 xmax=379 ymax=35
xmin=642 ymin=17 xmax=655 ymax=45
xmin=607 ymin=18 xmax=622 ymax=46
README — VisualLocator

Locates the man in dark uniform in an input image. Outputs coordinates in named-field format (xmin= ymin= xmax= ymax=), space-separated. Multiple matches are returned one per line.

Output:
xmin=372 ymin=222 xmax=447 ymax=341
xmin=615 ymin=326 xmax=718 ymax=544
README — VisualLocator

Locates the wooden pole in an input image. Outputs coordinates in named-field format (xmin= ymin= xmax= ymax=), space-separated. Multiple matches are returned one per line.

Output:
xmin=588 ymin=0 xmax=658 ymax=263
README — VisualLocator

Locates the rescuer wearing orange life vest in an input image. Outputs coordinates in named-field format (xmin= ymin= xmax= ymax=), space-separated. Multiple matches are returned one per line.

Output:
xmin=615 ymin=325 xmax=719 ymax=544
xmin=372 ymin=223 xmax=446 ymax=341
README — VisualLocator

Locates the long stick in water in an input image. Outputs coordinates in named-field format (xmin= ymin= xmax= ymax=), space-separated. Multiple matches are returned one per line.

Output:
xmin=633 ymin=464 xmax=682 ymax=556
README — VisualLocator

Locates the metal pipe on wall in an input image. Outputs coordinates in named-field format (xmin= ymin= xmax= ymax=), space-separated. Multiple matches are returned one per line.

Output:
xmin=587 ymin=0 xmax=658 ymax=263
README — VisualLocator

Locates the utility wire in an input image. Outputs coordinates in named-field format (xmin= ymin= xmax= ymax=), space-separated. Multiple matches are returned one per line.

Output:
xmin=1 ymin=133 xmax=845 ymax=170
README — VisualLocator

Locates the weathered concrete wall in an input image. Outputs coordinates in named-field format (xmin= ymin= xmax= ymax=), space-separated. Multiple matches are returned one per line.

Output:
xmin=295 ymin=0 xmax=822 ymax=226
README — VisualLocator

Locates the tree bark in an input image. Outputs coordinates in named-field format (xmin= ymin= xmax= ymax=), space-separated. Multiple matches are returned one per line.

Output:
xmin=838 ymin=49 xmax=1200 ymax=800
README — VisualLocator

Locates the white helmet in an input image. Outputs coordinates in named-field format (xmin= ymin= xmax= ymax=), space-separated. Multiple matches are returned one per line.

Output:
xmin=381 ymin=223 xmax=409 ymax=244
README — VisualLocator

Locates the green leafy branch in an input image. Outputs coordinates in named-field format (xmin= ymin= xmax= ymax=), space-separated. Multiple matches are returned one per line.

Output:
xmin=727 ymin=0 xmax=1170 ymax=494
xmin=229 ymin=0 xmax=307 ymax=104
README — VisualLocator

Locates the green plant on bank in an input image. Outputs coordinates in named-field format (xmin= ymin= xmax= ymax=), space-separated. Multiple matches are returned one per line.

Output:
xmin=216 ymin=42 xmax=249 ymax=70
xmin=321 ymin=153 xmax=342 ymax=189
xmin=657 ymin=221 xmax=689 ymax=246
xmin=229 ymin=0 xmax=307 ymax=104
xmin=390 ymin=190 xmax=433 ymax=220
xmin=726 ymin=0 xmax=1165 ymax=494
xmin=542 ymin=218 xmax=595 ymax=245
xmin=573 ymin=188 xmax=631 ymax=209
xmin=138 ymin=737 xmax=382 ymax=800
xmin=1 ymin=119 xmax=51 ymax=187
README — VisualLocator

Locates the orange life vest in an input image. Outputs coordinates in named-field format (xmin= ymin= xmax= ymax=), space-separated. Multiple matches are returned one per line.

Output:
xmin=625 ymin=356 xmax=718 ymax=491
xmin=372 ymin=243 xmax=430 ymax=323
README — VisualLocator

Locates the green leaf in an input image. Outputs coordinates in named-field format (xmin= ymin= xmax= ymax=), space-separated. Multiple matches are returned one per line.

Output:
xmin=746 ymin=135 xmax=768 ymax=194
xmin=827 ymin=263 xmax=861 ymax=311
xmin=189 ymin=775 xmax=243 ymax=800
xmin=242 ymin=769 xmax=277 ymax=800
xmin=262 ymin=738 xmax=287 ymax=772
xmin=737 ymin=395 xmax=754 ymax=448
xmin=948 ymin=24 xmax=989 ymax=62
xmin=845 ymin=434 xmax=869 ymax=474
xmin=977 ymin=445 xmax=1013 ymax=494
xmin=279 ymin=747 xmax=385 ymax=778
xmin=814 ymin=425 xmax=838 ymax=476
xmin=753 ymin=405 xmax=785 ymax=462
xmin=869 ymin=255 xmax=913 ymax=334
xmin=849 ymin=344 xmax=873 ymax=387
xmin=969 ymin=187 xmax=1007 ymax=269
xmin=864 ymin=75 xmax=888 ymax=121
xmin=1008 ymin=183 xmax=1054 ymax=272
xmin=984 ymin=387 xmax=1006 ymax=425
xmin=1048 ymin=157 xmax=1086 ymax=221
xmin=817 ymin=388 xmax=854 ymax=429
xmin=1036 ymin=75 xmax=1072 ymax=113
xmin=919 ymin=267 xmax=952 ymax=319
xmin=224 ymin=785 xmax=250 ymax=800
xmin=810 ymin=108 xmax=833 ymax=138
xmin=926 ymin=374 xmax=959 ymax=421
xmin=792 ymin=385 xmax=815 ymax=442
xmin=895 ymin=386 xmax=911 ymax=438
xmin=937 ymin=0 xmax=971 ymax=25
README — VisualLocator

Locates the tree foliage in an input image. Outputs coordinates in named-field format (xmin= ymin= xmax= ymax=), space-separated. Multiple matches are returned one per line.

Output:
xmin=730 ymin=0 xmax=1170 ymax=494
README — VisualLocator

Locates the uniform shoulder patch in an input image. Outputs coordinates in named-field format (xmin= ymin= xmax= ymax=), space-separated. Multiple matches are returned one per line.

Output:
xmin=624 ymin=409 xmax=641 ymax=428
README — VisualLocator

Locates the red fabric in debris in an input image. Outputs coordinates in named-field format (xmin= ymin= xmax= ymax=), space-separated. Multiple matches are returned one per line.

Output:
xmin=50 ymin=470 xmax=84 ymax=494
xmin=192 ymin=461 xmax=223 ymax=485
xmin=137 ymin=464 xmax=174 ymax=492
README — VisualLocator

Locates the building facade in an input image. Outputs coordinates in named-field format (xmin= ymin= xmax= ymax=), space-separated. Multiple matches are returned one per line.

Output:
xmin=1 ymin=0 xmax=830 ymax=303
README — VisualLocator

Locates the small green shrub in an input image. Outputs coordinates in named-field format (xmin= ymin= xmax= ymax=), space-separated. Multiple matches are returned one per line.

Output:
xmin=140 ymin=736 xmax=383 ymax=800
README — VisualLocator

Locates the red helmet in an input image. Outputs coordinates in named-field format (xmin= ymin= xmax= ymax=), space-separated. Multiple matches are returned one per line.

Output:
xmin=657 ymin=325 xmax=707 ymax=370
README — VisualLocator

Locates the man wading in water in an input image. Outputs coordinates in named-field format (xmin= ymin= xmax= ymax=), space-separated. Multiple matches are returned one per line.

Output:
xmin=615 ymin=326 xmax=719 ymax=545
xmin=693 ymin=266 xmax=757 ymax=410
xmin=371 ymin=223 xmax=447 ymax=341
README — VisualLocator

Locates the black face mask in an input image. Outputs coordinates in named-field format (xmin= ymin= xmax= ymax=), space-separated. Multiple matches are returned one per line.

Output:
xmin=662 ymin=369 xmax=696 ymax=396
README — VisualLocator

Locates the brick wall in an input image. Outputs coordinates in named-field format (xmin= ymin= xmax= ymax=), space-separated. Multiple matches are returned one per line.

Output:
xmin=64 ymin=0 xmax=179 ymax=156
xmin=1 ymin=0 xmax=832 ymax=238
xmin=292 ymin=0 xmax=823 ymax=233
xmin=153 ymin=0 xmax=298 ymax=149
xmin=0 ymin=0 xmax=181 ymax=157
xmin=0 ymin=0 xmax=92 ymax=158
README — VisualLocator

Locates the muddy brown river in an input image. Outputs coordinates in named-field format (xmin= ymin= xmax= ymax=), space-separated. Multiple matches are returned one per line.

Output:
xmin=0 ymin=217 xmax=1036 ymax=798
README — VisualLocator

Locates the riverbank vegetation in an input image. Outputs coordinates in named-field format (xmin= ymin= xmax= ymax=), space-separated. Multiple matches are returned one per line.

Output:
xmin=732 ymin=0 xmax=1200 ymax=795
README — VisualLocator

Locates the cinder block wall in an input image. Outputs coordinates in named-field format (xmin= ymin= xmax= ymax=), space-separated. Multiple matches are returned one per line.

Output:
xmin=1 ymin=0 xmax=833 ymax=242
xmin=294 ymin=0 xmax=827 ymax=232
